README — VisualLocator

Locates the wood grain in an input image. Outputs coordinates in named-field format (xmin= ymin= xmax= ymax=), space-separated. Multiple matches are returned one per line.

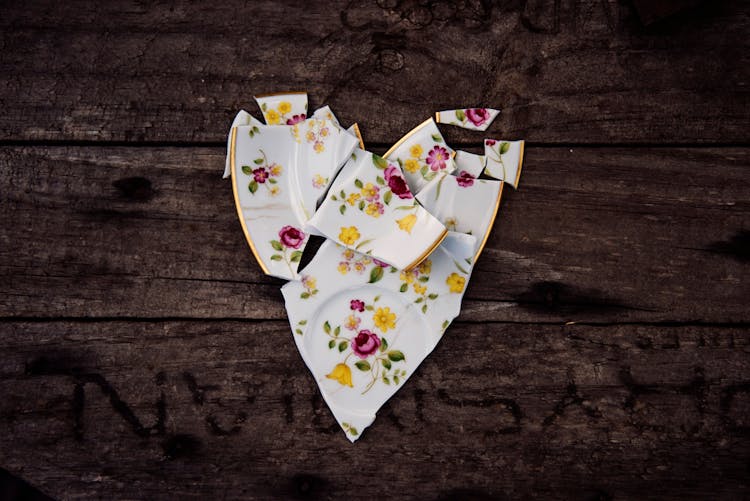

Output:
xmin=1 ymin=320 xmax=748 ymax=499
xmin=2 ymin=146 xmax=748 ymax=322
xmin=0 ymin=0 xmax=748 ymax=144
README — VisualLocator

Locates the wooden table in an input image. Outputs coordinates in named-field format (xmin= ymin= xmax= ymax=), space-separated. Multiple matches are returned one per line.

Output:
xmin=1 ymin=1 xmax=749 ymax=499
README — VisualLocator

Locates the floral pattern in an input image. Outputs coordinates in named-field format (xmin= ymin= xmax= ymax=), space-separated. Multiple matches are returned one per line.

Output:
xmin=485 ymin=139 xmax=511 ymax=180
xmin=323 ymin=295 xmax=407 ymax=394
xmin=398 ymin=259 xmax=439 ymax=313
xmin=270 ymin=226 xmax=306 ymax=275
xmin=260 ymin=100 xmax=307 ymax=125
xmin=291 ymin=119 xmax=330 ymax=153
xmin=300 ymin=275 xmax=318 ymax=299
xmin=241 ymin=149 xmax=282 ymax=196
xmin=398 ymin=138 xmax=452 ymax=183
xmin=336 ymin=248 xmax=396 ymax=283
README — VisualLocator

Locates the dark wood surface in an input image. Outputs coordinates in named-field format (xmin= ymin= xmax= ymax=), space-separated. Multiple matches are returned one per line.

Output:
xmin=1 ymin=1 xmax=749 ymax=499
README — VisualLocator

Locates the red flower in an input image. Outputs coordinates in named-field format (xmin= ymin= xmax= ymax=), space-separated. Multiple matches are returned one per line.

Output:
xmin=350 ymin=299 xmax=365 ymax=312
xmin=253 ymin=167 xmax=269 ymax=183
xmin=465 ymin=108 xmax=490 ymax=127
xmin=485 ymin=139 xmax=497 ymax=146
xmin=426 ymin=146 xmax=449 ymax=172
xmin=352 ymin=329 xmax=381 ymax=359
xmin=456 ymin=170 xmax=474 ymax=187
xmin=278 ymin=225 xmax=305 ymax=249
xmin=384 ymin=165 xmax=413 ymax=199
xmin=286 ymin=114 xmax=306 ymax=125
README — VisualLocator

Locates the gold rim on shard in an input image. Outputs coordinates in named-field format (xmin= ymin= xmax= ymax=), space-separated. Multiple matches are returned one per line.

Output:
xmin=473 ymin=181 xmax=504 ymax=262
xmin=404 ymin=227 xmax=449 ymax=271
xmin=383 ymin=118 xmax=435 ymax=159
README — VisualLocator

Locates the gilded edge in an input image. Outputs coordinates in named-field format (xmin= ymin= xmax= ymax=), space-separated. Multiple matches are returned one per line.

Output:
xmin=404 ymin=227 xmax=449 ymax=271
xmin=473 ymin=180 xmax=504 ymax=262
xmin=435 ymin=111 xmax=441 ymax=123
xmin=351 ymin=123 xmax=365 ymax=150
xmin=513 ymin=140 xmax=525 ymax=188
xmin=253 ymin=90 xmax=308 ymax=99
xmin=230 ymin=127 xmax=271 ymax=275
xmin=383 ymin=118 xmax=435 ymax=159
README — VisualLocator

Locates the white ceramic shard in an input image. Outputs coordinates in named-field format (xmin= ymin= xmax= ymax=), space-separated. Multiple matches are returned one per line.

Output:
xmin=223 ymin=110 xmax=265 ymax=179
xmin=484 ymin=139 xmax=525 ymax=189
xmin=383 ymin=118 xmax=455 ymax=194
xmin=313 ymin=105 xmax=365 ymax=150
xmin=305 ymin=149 xmax=447 ymax=270
xmin=453 ymin=150 xmax=486 ymax=179
xmin=435 ymin=108 xmax=500 ymax=131
xmin=281 ymin=232 xmax=476 ymax=441
xmin=254 ymin=91 xmax=308 ymax=125
xmin=416 ymin=171 xmax=503 ymax=260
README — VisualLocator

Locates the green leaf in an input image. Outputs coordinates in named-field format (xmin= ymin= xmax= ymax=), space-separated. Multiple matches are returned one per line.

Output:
xmin=376 ymin=176 xmax=385 ymax=186
xmin=369 ymin=266 xmax=384 ymax=283
xmin=394 ymin=375 xmax=400 ymax=385
xmin=339 ymin=204 xmax=346 ymax=215
xmin=435 ymin=175 xmax=446 ymax=201
xmin=365 ymin=305 xmax=374 ymax=311
xmin=394 ymin=205 xmax=416 ymax=210
xmin=355 ymin=360 xmax=371 ymax=371
xmin=338 ymin=340 xmax=348 ymax=352
xmin=241 ymin=165 xmax=252 ymax=175
xmin=500 ymin=142 xmax=510 ymax=154
xmin=372 ymin=154 xmax=389 ymax=170
xmin=420 ymin=165 xmax=428 ymax=176
xmin=374 ymin=295 xmax=381 ymax=302
xmin=249 ymin=181 xmax=258 ymax=193
xmin=418 ymin=276 xmax=429 ymax=283
xmin=252 ymin=126 xmax=260 ymax=133
xmin=355 ymin=238 xmax=373 ymax=250
xmin=354 ymin=178 xmax=364 ymax=189
xmin=261 ymin=103 xmax=268 ymax=112
xmin=442 ymin=320 xmax=449 ymax=330
xmin=254 ymin=158 xmax=264 ymax=164
xmin=383 ymin=376 xmax=390 ymax=384
xmin=328 ymin=340 xmax=335 ymax=349
xmin=324 ymin=321 xmax=331 ymax=334
xmin=431 ymin=134 xmax=443 ymax=143
xmin=380 ymin=338 xmax=388 ymax=352
xmin=268 ymin=178 xmax=277 ymax=184
xmin=455 ymin=109 xmax=466 ymax=122
xmin=269 ymin=254 xmax=282 ymax=261
xmin=428 ymin=293 xmax=438 ymax=299
xmin=295 ymin=328 xmax=303 ymax=335
xmin=380 ymin=358 xmax=392 ymax=370
xmin=270 ymin=240 xmax=283 ymax=251
xmin=383 ymin=190 xmax=392 ymax=205
xmin=248 ymin=130 xmax=254 ymax=138
xmin=340 ymin=190 xmax=346 ymax=199
xmin=299 ymin=320 xmax=307 ymax=325
xmin=399 ymin=283 xmax=408 ymax=293
xmin=348 ymin=426 xmax=358 ymax=436
xmin=358 ymin=200 xmax=365 ymax=211
xmin=415 ymin=297 xmax=423 ymax=303
xmin=388 ymin=350 xmax=405 ymax=362
xmin=421 ymin=303 xmax=428 ymax=313
xmin=289 ymin=250 xmax=302 ymax=262
xmin=334 ymin=325 xmax=341 ymax=336
xmin=300 ymin=292 xmax=310 ymax=299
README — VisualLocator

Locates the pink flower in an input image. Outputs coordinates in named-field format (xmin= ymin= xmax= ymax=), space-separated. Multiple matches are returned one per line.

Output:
xmin=384 ymin=165 xmax=412 ymax=199
xmin=485 ymin=139 xmax=497 ymax=146
xmin=373 ymin=258 xmax=390 ymax=268
xmin=350 ymin=299 xmax=365 ymax=312
xmin=253 ymin=167 xmax=269 ymax=183
xmin=426 ymin=146 xmax=449 ymax=172
xmin=465 ymin=108 xmax=490 ymax=127
xmin=286 ymin=114 xmax=306 ymax=125
xmin=351 ymin=329 xmax=381 ymax=359
xmin=344 ymin=314 xmax=361 ymax=331
xmin=278 ymin=225 xmax=305 ymax=249
xmin=456 ymin=170 xmax=474 ymax=187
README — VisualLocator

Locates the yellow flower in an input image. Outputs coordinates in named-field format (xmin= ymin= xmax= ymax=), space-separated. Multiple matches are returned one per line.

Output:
xmin=365 ymin=203 xmax=382 ymax=218
xmin=266 ymin=109 xmax=280 ymax=125
xmin=345 ymin=314 xmax=360 ymax=330
xmin=326 ymin=363 xmax=353 ymax=387
xmin=270 ymin=164 xmax=282 ymax=176
xmin=360 ymin=257 xmax=372 ymax=265
xmin=277 ymin=101 xmax=292 ymax=114
xmin=360 ymin=182 xmax=378 ymax=199
xmin=346 ymin=192 xmax=361 ymax=206
xmin=343 ymin=249 xmax=355 ymax=260
xmin=339 ymin=226 xmax=360 ymax=245
xmin=302 ymin=276 xmax=316 ymax=289
xmin=399 ymin=271 xmax=414 ymax=283
xmin=418 ymin=259 xmax=432 ymax=275
xmin=397 ymin=214 xmax=417 ymax=234
xmin=373 ymin=307 xmax=396 ymax=333
xmin=320 ymin=127 xmax=329 ymax=137
xmin=314 ymin=141 xmax=325 ymax=153
xmin=413 ymin=283 xmax=427 ymax=295
xmin=410 ymin=144 xmax=424 ymax=158
xmin=337 ymin=263 xmax=349 ymax=274
xmin=404 ymin=159 xmax=420 ymax=173
xmin=270 ymin=186 xmax=279 ymax=196
xmin=354 ymin=261 xmax=365 ymax=273
xmin=446 ymin=273 xmax=466 ymax=293
xmin=306 ymin=131 xmax=315 ymax=142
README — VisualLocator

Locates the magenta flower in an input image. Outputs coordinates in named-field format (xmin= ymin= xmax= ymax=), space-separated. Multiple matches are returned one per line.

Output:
xmin=350 ymin=299 xmax=365 ymax=312
xmin=253 ymin=167 xmax=269 ymax=183
xmin=485 ymin=139 xmax=497 ymax=146
xmin=373 ymin=258 xmax=390 ymax=268
xmin=456 ymin=170 xmax=474 ymax=187
xmin=465 ymin=108 xmax=490 ymax=127
xmin=278 ymin=225 xmax=305 ymax=249
xmin=351 ymin=329 xmax=381 ymax=359
xmin=426 ymin=146 xmax=449 ymax=172
xmin=286 ymin=114 xmax=306 ymax=125
xmin=384 ymin=165 xmax=412 ymax=199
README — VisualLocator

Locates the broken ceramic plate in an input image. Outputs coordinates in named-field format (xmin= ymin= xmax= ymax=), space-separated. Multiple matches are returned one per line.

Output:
xmin=435 ymin=108 xmax=500 ymax=131
xmin=305 ymin=149 xmax=447 ymax=270
xmin=223 ymin=110 xmax=265 ymax=179
xmin=254 ymin=91 xmax=308 ymax=125
xmin=453 ymin=150 xmax=486 ymax=179
xmin=383 ymin=118 xmax=455 ymax=194
xmin=281 ymin=231 xmax=476 ymax=441
xmin=416 ymin=171 xmax=503 ymax=260
xmin=229 ymin=119 xmax=356 ymax=279
xmin=312 ymin=105 xmax=365 ymax=150
xmin=484 ymin=139 xmax=525 ymax=189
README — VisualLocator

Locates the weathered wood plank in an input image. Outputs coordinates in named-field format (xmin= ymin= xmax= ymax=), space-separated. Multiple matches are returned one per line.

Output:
xmin=0 ymin=320 xmax=748 ymax=499
xmin=2 ymin=146 xmax=748 ymax=322
xmin=1 ymin=0 xmax=748 ymax=144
